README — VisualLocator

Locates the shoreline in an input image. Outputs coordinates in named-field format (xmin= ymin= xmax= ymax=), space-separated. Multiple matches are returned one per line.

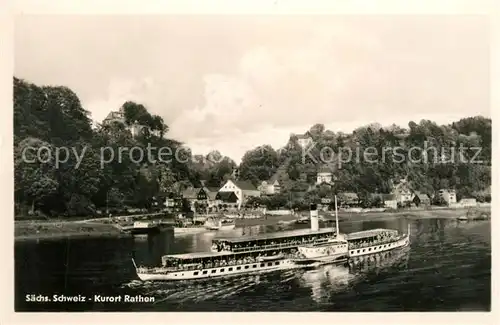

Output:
xmin=15 ymin=207 xmax=490 ymax=241
xmin=14 ymin=221 xmax=126 ymax=242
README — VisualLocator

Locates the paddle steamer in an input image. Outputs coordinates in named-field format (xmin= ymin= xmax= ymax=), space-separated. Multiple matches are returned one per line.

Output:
xmin=134 ymin=205 xmax=338 ymax=281
xmin=134 ymin=197 xmax=411 ymax=281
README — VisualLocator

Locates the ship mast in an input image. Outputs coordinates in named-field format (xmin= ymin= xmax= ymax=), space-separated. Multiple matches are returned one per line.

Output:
xmin=334 ymin=195 xmax=339 ymax=237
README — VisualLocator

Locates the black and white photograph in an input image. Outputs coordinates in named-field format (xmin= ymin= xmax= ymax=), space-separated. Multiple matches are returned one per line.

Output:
xmin=6 ymin=0 xmax=494 ymax=320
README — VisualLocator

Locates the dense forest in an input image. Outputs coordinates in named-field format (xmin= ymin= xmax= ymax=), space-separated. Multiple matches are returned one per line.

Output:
xmin=239 ymin=120 xmax=491 ymax=210
xmin=14 ymin=77 xmax=236 ymax=217
xmin=14 ymin=77 xmax=491 ymax=217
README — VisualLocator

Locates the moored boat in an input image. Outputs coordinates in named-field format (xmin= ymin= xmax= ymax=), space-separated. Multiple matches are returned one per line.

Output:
xmin=295 ymin=215 xmax=309 ymax=224
xmin=120 ymin=221 xmax=163 ymax=235
xmin=174 ymin=226 xmax=209 ymax=235
xmin=204 ymin=217 xmax=236 ymax=230
xmin=205 ymin=218 xmax=221 ymax=230
xmin=219 ymin=219 xmax=236 ymax=230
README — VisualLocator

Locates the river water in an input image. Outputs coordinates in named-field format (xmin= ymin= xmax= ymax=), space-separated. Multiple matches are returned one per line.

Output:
xmin=15 ymin=217 xmax=491 ymax=311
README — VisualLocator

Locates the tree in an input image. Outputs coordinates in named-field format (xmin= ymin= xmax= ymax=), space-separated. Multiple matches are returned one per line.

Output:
xmin=239 ymin=145 xmax=279 ymax=184
xmin=14 ymin=138 xmax=59 ymax=214
xmin=432 ymin=195 xmax=447 ymax=206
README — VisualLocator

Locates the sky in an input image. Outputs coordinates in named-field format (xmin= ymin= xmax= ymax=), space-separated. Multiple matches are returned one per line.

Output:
xmin=14 ymin=15 xmax=490 ymax=163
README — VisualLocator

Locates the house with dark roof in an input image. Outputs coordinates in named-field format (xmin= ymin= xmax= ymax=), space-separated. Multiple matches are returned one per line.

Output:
xmin=413 ymin=192 xmax=431 ymax=207
xmin=219 ymin=179 xmax=261 ymax=208
xmin=182 ymin=188 xmax=201 ymax=201
xmin=203 ymin=187 xmax=221 ymax=209
xmin=102 ymin=107 xmax=125 ymax=125
xmin=215 ymin=192 xmax=239 ymax=208
xmin=182 ymin=186 xmax=223 ymax=211
xmin=101 ymin=107 xmax=160 ymax=137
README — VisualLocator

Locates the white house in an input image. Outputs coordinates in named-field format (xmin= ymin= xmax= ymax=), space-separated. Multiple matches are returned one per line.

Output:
xmin=458 ymin=198 xmax=477 ymax=208
xmin=316 ymin=166 xmax=333 ymax=185
xmin=438 ymin=189 xmax=457 ymax=205
xmin=258 ymin=180 xmax=281 ymax=195
xmin=219 ymin=180 xmax=261 ymax=207
xmin=391 ymin=179 xmax=414 ymax=204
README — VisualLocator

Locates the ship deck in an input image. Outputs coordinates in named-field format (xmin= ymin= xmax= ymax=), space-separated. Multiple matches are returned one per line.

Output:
xmin=214 ymin=227 xmax=336 ymax=244
xmin=163 ymin=251 xmax=234 ymax=260
xmin=345 ymin=228 xmax=398 ymax=241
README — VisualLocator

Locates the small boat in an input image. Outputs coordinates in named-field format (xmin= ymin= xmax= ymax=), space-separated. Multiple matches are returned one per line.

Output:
xmin=473 ymin=213 xmax=489 ymax=221
xmin=205 ymin=217 xmax=222 ymax=230
xmin=219 ymin=219 xmax=236 ymax=230
xmin=205 ymin=217 xmax=235 ymax=231
xmin=120 ymin=221 xmax=163 ymax=235
xmin=174 ymin=226 xmax=209 ymax=235
xmin=238 ymin=214 xmax=261 ymax=219
xmin=457 ymin=215 xmax=469 ymax=222
xmin=295 ymin=216 xmax=309 ymax=224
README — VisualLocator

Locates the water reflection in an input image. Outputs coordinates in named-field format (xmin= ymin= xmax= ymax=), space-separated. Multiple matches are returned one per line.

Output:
xmin=300 ymin=264 xmax=352 ymax=303
xmin=299 ymin=248 xmax=410 ymax=303
xmin=15 ymin=216 xmax=491 ymax=311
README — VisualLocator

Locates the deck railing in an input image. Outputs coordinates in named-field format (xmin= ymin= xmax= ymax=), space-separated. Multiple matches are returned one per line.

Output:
xmin=348 ymin=235 xmax=406 ymax=249
xmin=227 ymin=238 xmax=329 ymax=253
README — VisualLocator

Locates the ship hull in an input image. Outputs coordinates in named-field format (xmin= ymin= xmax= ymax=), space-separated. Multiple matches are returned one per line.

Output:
xmin=219 ymin=224 xmax=235 ymax=230
xmin=347 ymin=234 xmax=410 ymax=258
xmin=136 ymin=259 xmax=295 ymax=281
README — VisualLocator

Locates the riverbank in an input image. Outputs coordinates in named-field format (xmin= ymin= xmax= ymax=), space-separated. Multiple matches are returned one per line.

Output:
xmin=333 ymin=206 xmax=491 ymax=221
xmin=15 ymin=221 xmax=125 ymax=241
xmin=236 ymin=206 xmax=491 ymax=226
xmin=15 ymin=206 xmax=490 ymax=240
xmin=235 ymin=214 xmax=298 ymax=227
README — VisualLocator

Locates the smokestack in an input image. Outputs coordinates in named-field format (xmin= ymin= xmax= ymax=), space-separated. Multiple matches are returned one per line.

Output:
xmin=310 ymin=203 xmax=319 ymax=231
